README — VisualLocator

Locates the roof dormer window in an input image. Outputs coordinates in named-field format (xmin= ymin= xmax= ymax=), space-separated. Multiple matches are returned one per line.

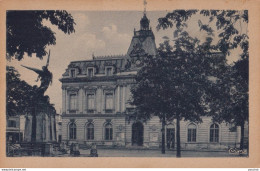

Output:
xmin=106 ymin=67 xmax=113 ymax=76
xmin=87 ymin=67 xmax=94 ymax=77
xmin=70 ymin=69 xmax=76 ymax=78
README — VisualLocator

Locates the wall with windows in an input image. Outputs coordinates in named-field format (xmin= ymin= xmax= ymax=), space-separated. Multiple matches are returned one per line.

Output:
xmin=61 ymin=82 xmax=133 ymax=115
xmin=174 ymin=117 xmax=240 ymax=150
xmin=61 ymin=115 xmax=240 ymax=149
xmin=60 ymin=80 xmax=241 ymax=150
xmin=60 ymin=68 xmax=241 ymax=150
xmin=61 ymin=117 xmax=126 ymax=146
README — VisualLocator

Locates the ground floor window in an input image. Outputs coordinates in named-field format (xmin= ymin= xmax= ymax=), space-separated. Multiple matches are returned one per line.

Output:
xmin=86 ymin=123 xmax=94 ymax=140
xmin=210 ymin=124 xmax=219 ymax=142
xmin=187 ymin=123 xmax=196 ymax=142
xmin=105 ymin=123 xmax=113 ymax=140
xmin=69 ymin=123 xmax=77 ymax=140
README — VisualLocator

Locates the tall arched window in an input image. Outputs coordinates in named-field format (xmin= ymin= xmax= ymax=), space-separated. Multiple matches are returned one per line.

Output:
xmin=104 ymin=123 xmax=113 ymax=140
xmin=210 ymin=124 xmax=219 ymax=142
xmin=86 ymin=123 xmax=94 ymax=140
xmin=69 ymin=123 xmax=77 ymax=140
xmin=187 ymin=123 xmax=196 ymax=142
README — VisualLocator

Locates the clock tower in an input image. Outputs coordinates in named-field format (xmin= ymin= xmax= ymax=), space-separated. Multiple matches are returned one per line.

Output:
xmin=126 ymin=11 xmax=157 ymax=71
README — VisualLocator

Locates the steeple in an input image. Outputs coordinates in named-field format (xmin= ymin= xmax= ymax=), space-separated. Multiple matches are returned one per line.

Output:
xmin=127 ymin=0 xmax=156 ymax=58
xmin=140 ymin=13 xmax=150 ymax=30
xmin=140 ymin=0 xmax=149 ymax=30
xmin=143 ymin=0 xmax=147 ymax=15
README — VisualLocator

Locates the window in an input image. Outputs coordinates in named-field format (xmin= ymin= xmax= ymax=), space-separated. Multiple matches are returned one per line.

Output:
xmin=105 ymin=123 xmax=113 ymax=140
xmin=69 ymin=94 xmax=77 ymax=111
xmin=86 ymin=123 xmax=94 ymax=140
xmin=87 ymin=94 xmax=95 ymax=111
xmin=88 ymin=68 xmax=94 ymax=77
xmin=187 ymin=123 xmax=196 ymax=142
xmin=8 ymin=120 xmax=16 ymax=128
xmin=69 ymin=123 xmax=77 ymax=140
xmin=210 ymin=124 xmax=219 ymax=142
xmin=58 ymin=135 xmax=62 ymax=143
xmin=106 ymin=67 xmax=112 ymax=76
xmin=105 ymin=93 xmax=113 ymax=111
xmin=71 ymin=69 xmax=76 ymax=78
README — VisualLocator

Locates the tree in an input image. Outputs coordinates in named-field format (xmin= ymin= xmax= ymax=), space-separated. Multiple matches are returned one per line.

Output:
xmin=6 ymin=66 xmax=55 ymax=117
xmin=200 ymin=10 xmax=248 ymax=150
xmin=208 ymin=59 xmax=248 ymax=150
xmin=131 ymin=30 xmax=216 ymax=156
xmin=6 ymin=10 xmax=75 ymax=60
xmin=6 ymin=66 xmax=33 ymax=116
xmin=157 ymin=10 xmax=249 ymax=151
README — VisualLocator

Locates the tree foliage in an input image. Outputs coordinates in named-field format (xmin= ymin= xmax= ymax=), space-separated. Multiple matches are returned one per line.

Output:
xmin=6 ymin=66 xmax=55 ymax=117
xmin=6 ymin=10 xmax=75 ymax=60
xmin=158 ymin=10 xmax=248 ymax=59
xmin=157 ymin=10 xmax=249 ymax=150
xmin=131 ymin=37 xmax=215 ymax=119
xmin=208 ymin=60 xmax=248 ymax=125
xmin=130 ymin=26 xmax=224 ymax=156
xmin=132 ymin=10 xmax=248 ymax=155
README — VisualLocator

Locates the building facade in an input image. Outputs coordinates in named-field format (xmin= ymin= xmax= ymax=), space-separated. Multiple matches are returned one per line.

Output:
xmin=6 ymin=116 xmax=23 ymax=144
xmin=56 ymin=113 xmax=62 ymax=143
xmin=60 ymin=13 xmax=243 ymax=150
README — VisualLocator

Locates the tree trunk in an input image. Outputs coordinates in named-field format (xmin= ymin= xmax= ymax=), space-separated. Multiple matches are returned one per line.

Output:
xmin=161 ymin=113 xmax=166 ymax=154
xmin=176 ymin=115 xmax=181 ymax=157
xmin=240 ymin=121 xmax=245 ymax=150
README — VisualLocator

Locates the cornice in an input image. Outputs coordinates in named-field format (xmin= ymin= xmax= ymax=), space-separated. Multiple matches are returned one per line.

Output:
xmin=60 ymin=75 xmax=136 ymax=83
xmin=62 ymin=113 xmax=126 ymax=118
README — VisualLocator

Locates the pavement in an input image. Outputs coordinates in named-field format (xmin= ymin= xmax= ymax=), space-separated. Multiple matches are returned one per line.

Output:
xmin=75 ymin=148 xmax=248 ymax=157
xmin=8 ymin=145 xmax=248 ymax=157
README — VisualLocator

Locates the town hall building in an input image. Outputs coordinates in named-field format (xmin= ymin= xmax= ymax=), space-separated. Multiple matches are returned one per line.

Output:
xmin=60 ymin=12 xmax=245 ymax=150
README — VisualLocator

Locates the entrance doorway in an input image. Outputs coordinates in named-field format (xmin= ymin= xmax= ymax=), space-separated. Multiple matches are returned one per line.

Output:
xmin=132 ymin=122 xmax=144 ymax=146
xmin=166 ymin=128 xmax=175 ymax=149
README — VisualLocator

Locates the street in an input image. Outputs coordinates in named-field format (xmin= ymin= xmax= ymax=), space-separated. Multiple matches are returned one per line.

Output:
xmin=76 ymin=148 xmax=248 ymax=157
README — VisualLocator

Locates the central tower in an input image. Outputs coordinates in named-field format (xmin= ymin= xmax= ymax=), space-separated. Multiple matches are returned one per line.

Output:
xmin=140 ymin=13 xmax=150 ymax=30
xmin=126 ymin=2 xmax=157 ymax=70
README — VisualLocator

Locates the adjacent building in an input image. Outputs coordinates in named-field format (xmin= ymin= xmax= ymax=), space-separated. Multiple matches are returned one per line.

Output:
xmin=56 ymin=113 xmax=62 ymax=143
xmin=6 ymin=116 xmax=23 ymax=143
xmin=60 ymin=12 xmax=245 ymax=150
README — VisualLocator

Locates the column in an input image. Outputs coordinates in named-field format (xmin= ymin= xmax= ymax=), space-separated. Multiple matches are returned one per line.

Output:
xmin=101 ymin=88 xmax=104 ymax=113
xmin=78 ymin=88 xmax=83 ymax=114
xmin=24 ymin=115 xmax=32 ymax=142
xmin=66 ymin=90 xmax=69 ymax=113
xmin=122 ymin=85 xmax=126 ymax=112
xmin=35 ymin=113 xmax=43 ymax=142
xmin=62 ymin=88 xmax=66 ymax=114
xmin=97 ymin=87 xmax=102 ymax=113
xmin=116 ymin=86 xmax=120 ymax=112
xmin=119 ymin=86 xmax=122 ymax=112
xmin=125 ymin=85 xmax=130 ymax=108
xmin=52 ymin=114 xmax=56 ymax=141
xmin=82 ymin=89 xmax=86 ymax=113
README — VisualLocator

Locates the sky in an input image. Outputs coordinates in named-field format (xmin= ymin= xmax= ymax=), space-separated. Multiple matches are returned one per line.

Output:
xmin=7 ymin=10 xmax=247 ymax=113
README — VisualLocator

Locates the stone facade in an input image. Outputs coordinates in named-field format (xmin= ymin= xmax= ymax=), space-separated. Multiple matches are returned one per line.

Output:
xmin=23 ymin=105 xmax=57 ymax=143
xmin=6 ymin=116 xmax=22 ymax=143
xmin=60 ymin=13 xmax=243 ymax=150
